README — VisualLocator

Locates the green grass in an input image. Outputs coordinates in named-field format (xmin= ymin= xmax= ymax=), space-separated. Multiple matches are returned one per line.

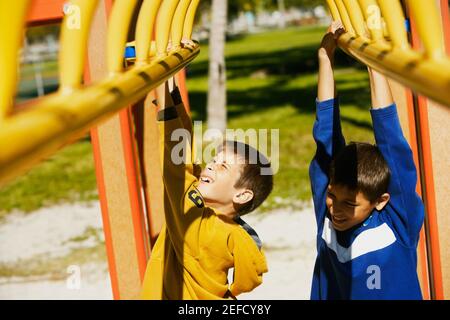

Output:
xmin=0 ymin=140 xmax=98 ymax=219
xmin=0 ymin=25 xmax=375 ymax=216
xmin=16 ymin=60 xmax=59 ymax=103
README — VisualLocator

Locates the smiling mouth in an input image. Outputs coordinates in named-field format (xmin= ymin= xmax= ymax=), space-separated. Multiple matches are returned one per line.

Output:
xmin=331 ymin=215 xmax=346 ymax=224
xmin=200 ymin=176 xmax=215 ymax=184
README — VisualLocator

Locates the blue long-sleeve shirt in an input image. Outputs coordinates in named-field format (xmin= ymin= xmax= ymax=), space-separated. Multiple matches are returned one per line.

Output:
xmin=309 ymin=98 xmax=425 ymax=300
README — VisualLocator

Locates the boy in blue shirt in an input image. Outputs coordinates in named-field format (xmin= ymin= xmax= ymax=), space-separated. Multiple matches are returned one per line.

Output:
xmin=310 ymin=21 xmax=425 ymax=299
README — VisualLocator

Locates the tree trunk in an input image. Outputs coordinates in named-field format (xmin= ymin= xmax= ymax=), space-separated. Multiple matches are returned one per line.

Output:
xmin=207 ymin=0 xmax=227 ymax=134
xmin=277 ymin=0 xmax=286 ymax=29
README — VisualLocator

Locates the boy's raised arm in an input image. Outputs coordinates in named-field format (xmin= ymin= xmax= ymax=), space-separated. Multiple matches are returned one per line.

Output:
xmin=156 ymin=79 xmax=198 ymax=183
xmin=309 ymin=22 xmax=346 ymax=224
xmin=368 ymin=69 xmax=425 ymax=243
xmin=156 ymin=81 xmax=204 ymax=252
xmin=167 ymin=77 xmax=202 ymax=178
xmin=167 ymin=77 xmax=193 ymax=134
xmin=317 ymin=21 xmax=344 ymax=101
xmin=367 ymin=68 xmax=394 ymax=109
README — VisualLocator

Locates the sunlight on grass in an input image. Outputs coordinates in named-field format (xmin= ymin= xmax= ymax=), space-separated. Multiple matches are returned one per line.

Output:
xmin=0 ymin=141 xmax=97 ymax=219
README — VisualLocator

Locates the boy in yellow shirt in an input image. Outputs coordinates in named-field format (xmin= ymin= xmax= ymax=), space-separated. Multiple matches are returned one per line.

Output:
xmin=141 ymin=78 xmax=273 ymax=300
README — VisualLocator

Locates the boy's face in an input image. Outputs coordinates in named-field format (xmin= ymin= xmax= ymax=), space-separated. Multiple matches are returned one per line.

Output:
xmin=197 ymin=150 xmax=252 ymax=211
xmin=326 ymin=184 xmax=385 ymax=231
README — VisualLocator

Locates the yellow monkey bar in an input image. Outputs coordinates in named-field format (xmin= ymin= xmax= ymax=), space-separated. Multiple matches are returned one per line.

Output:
xmin=0 ymin=0 xmax=200 ymax=187
xmin=325 ymin=0 xmax=450 ymax=107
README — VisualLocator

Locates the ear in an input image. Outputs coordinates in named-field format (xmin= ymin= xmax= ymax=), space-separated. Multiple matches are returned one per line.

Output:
xmin=233 ymin=189 xmax=254 ymax=205
xmin=375 ymin=193 xmax=390 ymax=211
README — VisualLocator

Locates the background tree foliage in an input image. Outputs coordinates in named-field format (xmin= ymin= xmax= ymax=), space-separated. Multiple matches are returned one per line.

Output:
xmin=200 ymin=0 xmax=325 ymax=19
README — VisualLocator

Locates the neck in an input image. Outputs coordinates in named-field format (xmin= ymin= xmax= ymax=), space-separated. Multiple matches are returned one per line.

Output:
xmin=205 ymin=200 xmax=237 ymax=219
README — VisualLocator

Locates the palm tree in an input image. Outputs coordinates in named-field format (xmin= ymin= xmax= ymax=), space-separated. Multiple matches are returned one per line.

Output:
xmin=207 ymin=0 xmax=228 ymax=134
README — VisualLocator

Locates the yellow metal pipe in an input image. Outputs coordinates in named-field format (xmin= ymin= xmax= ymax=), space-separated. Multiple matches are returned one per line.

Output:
xmin=337 ymin=33 xmax=450 ymax=106
xmin=107 ymin=0 xmax=139 ymax=74
xmin=326 ymin=0 xmax=342 ymax=21
xmin=343 ymin=0 xmax=369 ymax=38
xmin=155 ymin=0 xmax=181 ymax=57
xmin=335 ymin=0 xmax=356 ymax=35
xmin=182 ymin=0 xmax=200 ymax=40
xmin=171 ymin=0 xmax=192 ymax=49
xmin=382 ymin=18 xmax=389 ymax=39
xmin=59 ymin=0 xmax=99 ymax=93
xmin=407 ymin=0 xmax=446 ymax=60
xmin=0 ymin=45 xmax=200 ymax=187
xmin=377 ymin=0 xmax=410 ymax=50
xmin=0 ymin=1 xmax=30 ymax=121
xmin=357 ymin=0 xmax=383 ymax=40
xmin=135 ymin=0 xmax=163 ymax=65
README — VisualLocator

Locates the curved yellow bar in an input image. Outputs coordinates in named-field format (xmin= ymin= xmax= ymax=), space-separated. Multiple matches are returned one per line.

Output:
xmin=59 ymin=0 xmax=99 ymax=93
xmin=328 ymin=0 xmax=450 ymax=107
xmin=135 ymin=0 xmax=163 ymax=65
xmin=182 ymin=0 xmax=200 ymax=40
xmin=407 ymin=0 xmax=446 ymax=60
xmin=335 ymin=0 xmax=356 ymax=35
xmin=343 ymin=0 xmax=369 ymax=38
xmin=0 ymin=45 xmax=200 ymax=187
xmin=382 ymin=18 xmax=389 ymax=39
xmin=377 ymin=0 xmax=410 ymax=50
xmin=357 ymin=0 xmax=383 ymax=41
xmin=171 ymin=0 xmax=192 ymax=49
xmin=0 ymin=1 xmax=30 ymax=121
xmin=326 ymin=0 xmax=341 ymax=21
xmin=107 ymin=0 xmax=139 ymax=74
xmin=336 ymin=32 xmax=450 ymax=105
xmin=155 ymin=0 xmax=181 ymax=57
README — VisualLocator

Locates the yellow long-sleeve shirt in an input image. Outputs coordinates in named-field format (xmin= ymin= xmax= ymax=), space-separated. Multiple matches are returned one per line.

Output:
xmin=141 ymin=98 xmax=268 ymax=300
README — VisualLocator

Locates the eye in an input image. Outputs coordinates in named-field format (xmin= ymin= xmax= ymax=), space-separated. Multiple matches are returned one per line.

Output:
xmin=345 ymin=201 xmax=357 ymax=207
xmin=327 ymin=191 xmax=336 ymax=199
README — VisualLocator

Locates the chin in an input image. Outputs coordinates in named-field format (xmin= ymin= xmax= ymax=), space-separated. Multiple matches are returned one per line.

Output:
xmin=331 ymin=223 xmax=345 ymax=231
xmin=197 ymin=184 xmax=216 ymax=202
xmin=197 ymin=184 xmax=209 ymax=197
xmin=331 ymin=219 xmax=352 ymax=231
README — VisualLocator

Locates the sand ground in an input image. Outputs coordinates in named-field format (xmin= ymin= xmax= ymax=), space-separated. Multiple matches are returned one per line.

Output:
xmin=0 ymin=202 xmax=317 ymax=300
